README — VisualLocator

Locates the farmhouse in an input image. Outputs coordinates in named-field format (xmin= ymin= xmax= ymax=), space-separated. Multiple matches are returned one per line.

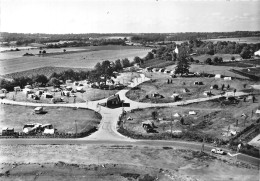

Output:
xmin=107 ymin=94 xmax=122 ymax=108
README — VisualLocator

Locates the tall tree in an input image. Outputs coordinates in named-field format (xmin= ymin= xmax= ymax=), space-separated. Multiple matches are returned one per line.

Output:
xmin=174 ymin=48 xmax=190 ymax=76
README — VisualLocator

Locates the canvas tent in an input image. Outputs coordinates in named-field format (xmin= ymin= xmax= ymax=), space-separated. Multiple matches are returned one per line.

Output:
xmin=14 ymin=86 xmax=21 ymax=91
xmin=224 ymin=77 xmax=232 ymax=80
xmin=256 ymin=109 xmax=260 ymax=114
xmin=42 ymin=92 xmax=53 ymax=98
xmin=189 ymin=111 xmax=196 ymax=115
xmin=215 ymin=74 xmax=222 ymax=79
xmin=183 ymin=88 xmax=190 ymax=93
xmin=173 ymin=113 xmax=180 ymax=117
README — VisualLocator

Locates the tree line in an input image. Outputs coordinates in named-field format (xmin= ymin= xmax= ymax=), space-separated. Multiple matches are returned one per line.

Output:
xmin=0 ymin=58 xmax=133 ymax=91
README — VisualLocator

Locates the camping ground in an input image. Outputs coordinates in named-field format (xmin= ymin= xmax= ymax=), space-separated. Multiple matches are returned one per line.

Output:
xmin=0 ymin=104 xmax=101 ymax=134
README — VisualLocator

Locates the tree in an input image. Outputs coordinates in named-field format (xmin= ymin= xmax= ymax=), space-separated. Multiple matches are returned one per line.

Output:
xmin=134 ymin=56 xmax=142 ymax=64
xmin=175 ymin=48 xmax=190 ymax=75
xmin=94 ymin=62 xmax=102 ymax=72
xmin=213 ymin=57 xmax=219 ymax=64
xmin=114 ymin=59 xmax=122 ymax=71
xmin=48 ymin=77 xmax=60 ymax=87
xmin=231 ymin=56 xmax=235 ymax=61
xmin=240 ymin=47 xmax=251 ymax=59
xmin=204 ymin=58 xmax=212 ymax=65
xmin=33 ymin=74 xmax=48 ymax=86
xmin=151 ymin=111 xmax=158 ymax=120
xmin=144 ymin=52 xmax=154 ymax=61
xmin=121 ymin=58 xmax=130 ymax=68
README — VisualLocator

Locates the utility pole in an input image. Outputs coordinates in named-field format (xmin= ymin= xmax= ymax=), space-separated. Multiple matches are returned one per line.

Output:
xmin=171 ymin=114 xmax=173 ymax=137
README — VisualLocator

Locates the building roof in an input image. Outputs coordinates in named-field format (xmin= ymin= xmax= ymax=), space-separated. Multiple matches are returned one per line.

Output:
xmin=107 ymin=94 xmax=120 ymax=102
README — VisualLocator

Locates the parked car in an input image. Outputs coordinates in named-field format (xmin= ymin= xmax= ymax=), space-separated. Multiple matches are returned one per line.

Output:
xmin=211 ymin=148 xmax=225 ymax=155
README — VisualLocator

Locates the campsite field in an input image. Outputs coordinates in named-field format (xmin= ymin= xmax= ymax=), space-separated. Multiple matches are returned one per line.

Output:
xmin=121 ymin=90 xmax=260 ymax=140
xmin=126 ymin=71 xmax=253 ymax=103
xmin=0 ymin=45 xmax=151 ymax=75
xmin=166 ymin=64 xmax=250 ymax=79
xmin=0 ymin=145 xmax=258 ymax=181
xmin=0 ymin=104 xmax=101 ymax=133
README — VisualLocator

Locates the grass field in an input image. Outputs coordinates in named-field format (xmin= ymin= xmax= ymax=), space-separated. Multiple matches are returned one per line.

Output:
xmin=191 ymin=54 xmax=242 ymax=62
xmin=0 ymin=104 xmax=101 ymax=133
xmin=203 ymin=36 xmax=260 ymax=44
xmin=4 ymin=66 xmax=91 ymax=79
xmin=0 ymin=45 xmax=151 ymax=75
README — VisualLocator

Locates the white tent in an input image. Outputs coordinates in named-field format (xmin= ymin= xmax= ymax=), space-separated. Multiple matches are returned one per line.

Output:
xmin=189 ymin=111 xmax=196 ymax=115
xmin=254 ymin=50 xmax=260 ymax=56
xmin=256 ymin=109 xmax=260 ymax=114
xmin=215 ymin=74 xmax=221 ymax=79
xmin=171 ymin=93 xmax=179 ymax=98
xmin=173 ymin=113 xmax=180 ymax=117
xmin=224 ymin=77 xmax=232 ymax=80
xmin=174 ymin=47 xmax=179 ymax=54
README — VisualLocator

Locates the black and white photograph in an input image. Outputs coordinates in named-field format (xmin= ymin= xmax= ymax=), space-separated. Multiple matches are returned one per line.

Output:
xmin=0 ymin=0 xmax=259 ymax=180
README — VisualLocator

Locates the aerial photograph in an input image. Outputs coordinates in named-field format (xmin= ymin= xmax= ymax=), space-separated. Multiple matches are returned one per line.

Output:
xmin=0 ymin=0 xmax=259 ymax=180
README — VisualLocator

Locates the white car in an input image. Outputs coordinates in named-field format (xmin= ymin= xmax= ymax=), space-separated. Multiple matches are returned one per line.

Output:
xmin=211 ymin=148 xmax=225 ymax=155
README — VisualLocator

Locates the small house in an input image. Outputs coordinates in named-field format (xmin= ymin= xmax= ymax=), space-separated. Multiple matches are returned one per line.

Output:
xmin=107 ymin=94 xmax=122 ymax=108
xmin=34 ymin=107 xmax=43 ymax=114
xmin=1 ymin=89 xmax=7 ymax=93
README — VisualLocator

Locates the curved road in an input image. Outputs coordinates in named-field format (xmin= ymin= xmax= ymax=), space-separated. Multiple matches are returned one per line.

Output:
xmin=0 ymin=74 xmax=259 ymax=166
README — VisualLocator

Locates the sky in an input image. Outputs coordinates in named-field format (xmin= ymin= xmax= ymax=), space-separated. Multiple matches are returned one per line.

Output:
xmin=0 ymin=0 xmax=259 ymax=34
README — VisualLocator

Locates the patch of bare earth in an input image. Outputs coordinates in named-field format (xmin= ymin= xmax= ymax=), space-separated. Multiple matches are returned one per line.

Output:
xmin=0 ymin=145 xmax=258 ymax=181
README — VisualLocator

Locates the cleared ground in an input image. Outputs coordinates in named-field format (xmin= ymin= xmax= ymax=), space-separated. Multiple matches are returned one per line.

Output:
xmin=0 ymin=45 xmax=151 ymax=75
xmin=0 ymin=104 xmax=101 ymax=133
xmin=0 ymin=145 xmax=258 ymax=181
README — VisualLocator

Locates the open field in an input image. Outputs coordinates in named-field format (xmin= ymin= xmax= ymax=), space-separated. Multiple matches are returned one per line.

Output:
xmin=191 ymin=54 xmax=242 ymax=62
xmin=4 ymin=66 xmax=91 ymax=79
xmin=0 ymin=145 xmax=258 ymax=181
xmin=203 ymin=36 xmax=260 ymax=44
xmin=0 ymin=104 xmax=101 ymax=133
xmin=0 ymin=47 xmax=85 ymax=60
xmin=0 ymin=45 xmax=151 ymax=75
